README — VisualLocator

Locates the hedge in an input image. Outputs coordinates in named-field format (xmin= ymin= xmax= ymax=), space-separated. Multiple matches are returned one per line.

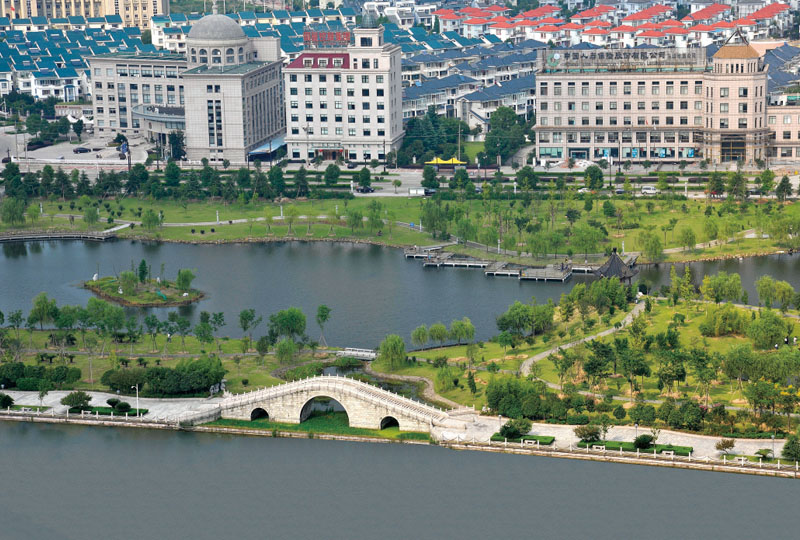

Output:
xmin=490 ymin=434 xmax=555 ymax=445
xmin=577 ymin=440 xmax=693 ymax=456
xmin=723 ymin=432 xmax=786 ymax=439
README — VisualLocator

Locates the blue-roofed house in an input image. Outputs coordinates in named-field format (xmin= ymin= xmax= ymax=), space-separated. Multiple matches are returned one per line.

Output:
xmin=457 ymin=73 xmax=536 ymax=131
xmin=403 ymin=74 xmax=481 ymax=118
xmin=0 ymin=59 xmax=13 ymax=96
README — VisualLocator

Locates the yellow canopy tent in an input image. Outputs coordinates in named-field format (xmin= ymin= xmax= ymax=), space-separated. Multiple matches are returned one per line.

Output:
xmin=443 ymin=157 xmax=466 ymax=165
xmin=424 ymin=157 xmax=448 ymax=165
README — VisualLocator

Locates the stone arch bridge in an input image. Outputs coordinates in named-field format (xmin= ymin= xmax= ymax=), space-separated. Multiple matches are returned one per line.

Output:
xmin=217 ymin=375 xmax=454 ymax=432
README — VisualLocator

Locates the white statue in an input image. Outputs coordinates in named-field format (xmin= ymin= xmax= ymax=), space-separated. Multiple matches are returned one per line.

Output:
xmin=118 ymin=287 xmax=123 ymax=294
xmin=92 ymin=273 xmax=98 ymax=281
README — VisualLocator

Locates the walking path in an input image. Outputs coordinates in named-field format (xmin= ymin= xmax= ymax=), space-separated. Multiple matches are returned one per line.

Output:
xmin=363 ymin=363 xmax=464 ymax=409
xmin=520 ymin=302 xmax=646 ymax=376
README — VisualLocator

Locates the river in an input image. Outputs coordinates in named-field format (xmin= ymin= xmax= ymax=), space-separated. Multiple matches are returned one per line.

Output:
xmin=0 ymin=421 xmax=794 ymax=540
xmin=3 ymin=240 xmax=800 ymax=347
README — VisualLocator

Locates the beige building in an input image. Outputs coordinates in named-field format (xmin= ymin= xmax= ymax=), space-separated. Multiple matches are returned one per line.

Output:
xmin=534 ymin=41 xmax=774 ymax=165
xmin=0 ymin=0 xmax=168 ymax=29
xmin=284 ymin=24 xmax=403 ymax=163
xmin=181 ymin=13 xmax=284 ymax=164
xmin=89 ymin=11 xmax=284 ymax=164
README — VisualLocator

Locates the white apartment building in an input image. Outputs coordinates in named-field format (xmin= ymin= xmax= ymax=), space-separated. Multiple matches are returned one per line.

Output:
xmin=284 ymin=25 xmax=403 ymax=163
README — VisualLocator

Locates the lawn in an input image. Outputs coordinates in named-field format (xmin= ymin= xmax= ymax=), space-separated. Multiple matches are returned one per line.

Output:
xmin=462 ymin=142 xmax=484 ymax=163
xmin=206 ymin=411 xmax=430 ymax=441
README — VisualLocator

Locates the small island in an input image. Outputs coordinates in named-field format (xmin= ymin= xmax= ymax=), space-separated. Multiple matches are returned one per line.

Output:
xmin=84 ymin=261 xmax=204 ymax=307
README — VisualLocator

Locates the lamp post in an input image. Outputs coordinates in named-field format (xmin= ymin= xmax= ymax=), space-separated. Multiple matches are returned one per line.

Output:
xmin=634 ymin=423 xmax=638 ymax=440
xmin=772 ymin=433 xmax=776 ymax=460
xmin=131 ymin=384 xmax=140 ymax=418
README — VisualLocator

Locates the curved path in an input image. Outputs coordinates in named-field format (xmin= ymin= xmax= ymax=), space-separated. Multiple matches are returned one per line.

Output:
xmin=520 ymin=302 xmax=646 ymax=376
xmin=363 ymin=363 xmax=464 ymax=409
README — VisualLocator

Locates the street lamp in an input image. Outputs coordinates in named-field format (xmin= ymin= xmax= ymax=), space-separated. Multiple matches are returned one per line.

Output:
xmin=634 ymin=423 xmax=638 ymax=439
xmin=772 ymin=433 xmax=776 ymax=460
xmin=131 ymin=384 xmax=140 ymax=418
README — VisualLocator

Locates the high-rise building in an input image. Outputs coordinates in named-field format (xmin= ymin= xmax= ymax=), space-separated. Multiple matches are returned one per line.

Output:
xmin=283 ymin=23 xmax=403 ymax=163
xmin=0 ymin=0 xmax=168 ymax=30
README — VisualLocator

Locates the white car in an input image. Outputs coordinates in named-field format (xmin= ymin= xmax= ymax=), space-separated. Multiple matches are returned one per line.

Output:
xmin=641 ymin=186 xmax=659 ymax=195
xmin=577 ymin=187 xmax=590 ymax=193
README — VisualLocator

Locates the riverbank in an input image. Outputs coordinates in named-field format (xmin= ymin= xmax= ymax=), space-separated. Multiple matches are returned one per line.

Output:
xmin=1 ymin=412 xmax=795 ymax=479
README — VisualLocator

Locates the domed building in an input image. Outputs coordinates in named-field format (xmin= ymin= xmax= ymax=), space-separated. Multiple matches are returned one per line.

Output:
xmin=90 ymin=4 xmax=285 ymax=165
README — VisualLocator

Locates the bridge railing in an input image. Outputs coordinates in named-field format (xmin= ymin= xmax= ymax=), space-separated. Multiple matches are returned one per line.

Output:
xmin=219 ymin=374 xmax=450 ymax=423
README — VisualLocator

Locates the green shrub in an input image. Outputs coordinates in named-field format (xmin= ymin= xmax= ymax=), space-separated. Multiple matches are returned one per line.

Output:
xmin=0 ymin=392 xmax=14 ymax=409
xmin=567 ymin=414 xmax=590 ymax=425
xmin=115 ymin=401 xmax=132 ymax=413
xmin=634 ymin=434 xmax=654 ymax=449
xmin=499 ymin=418 xmax=532 ymax=439
xmin=16 ymin=377 xmax=42 ymax=391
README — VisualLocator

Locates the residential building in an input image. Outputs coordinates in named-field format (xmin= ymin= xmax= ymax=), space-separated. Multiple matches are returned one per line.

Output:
xmin=0 ymin=0 xmax=168 ymax=30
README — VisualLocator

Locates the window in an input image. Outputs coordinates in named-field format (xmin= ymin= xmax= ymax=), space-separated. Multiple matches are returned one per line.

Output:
xmin=305 ymin=101 xmax=313 ymax=108
xmin=362 ymin=89 xmax=369 ymax=97
xmin=348 ymin=128 xmax=356 ymax=136
xmin=290 ymin=87 xmax=298 ymax=95
xmin=739 ymin=103 xmax=747 ymax=113
xmin=738 ymin=88 xmax=748 ymax=98
xmin=334 ymin=88 xmax=341 ymax=96
xmin=363 ymin=116 xmax=370 ymax=123
xmin=347 ymin=75 xmax=354 ymax=83
xmin=623 ymin=82 xmax=631 ymax=95
xmin=362 ymin=75 xmax=369 ymax=84
xmin=377 ymin=75 xmax=383 ymax=83
xmin=348 ymin=115 xmax=355 ymax=123
xmin=738 ymin=119 xmax=747 ymax=129
xmin=290 ymin=101 xmax=298 ymax=109
xmin=720 ymin=88 xmax=729 ymax=98
xmin=305 ymin=88 xmax=312 ymax=96
xmin=651 ymin=102 xmax=660 ymax=110
xmin=768 ymin=116 xmax=776 ymax=124
xmin=377 ymin=89 xmax=384 ymax=97
xmin=680 ymin=101 xmax=688 ymax=110
xmin=720 ymin=119 xmax=729 ymax=128
xmin=785 ymin=115 xmax=792 ymax=124
xmin=784 ymin=131 xmax=791 ymax=140
xmin=637 ymin=102 xmax=645 ymax=111
xmin=637 ymin=82 xmax=645 ymax=95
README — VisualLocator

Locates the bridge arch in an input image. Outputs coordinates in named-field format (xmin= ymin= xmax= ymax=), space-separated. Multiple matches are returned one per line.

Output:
xmin=299 ymin=394 xmax=349 ymax=424
xmin=250 ymin=408 xmax=269 ymax=421
xmin=380 ymin=416 xmax=399 ymax=430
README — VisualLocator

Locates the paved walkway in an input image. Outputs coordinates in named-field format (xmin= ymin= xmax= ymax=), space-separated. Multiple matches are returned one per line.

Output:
xmin=520 ymin=302 xmax=646 ymax=376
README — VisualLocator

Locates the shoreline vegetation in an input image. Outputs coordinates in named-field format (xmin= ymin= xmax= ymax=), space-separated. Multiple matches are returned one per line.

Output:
xmin=83 ymin=276 xmax=204 ymax=307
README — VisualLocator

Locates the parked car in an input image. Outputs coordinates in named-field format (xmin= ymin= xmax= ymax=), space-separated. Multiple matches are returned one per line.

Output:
xmin=614 ymin=188 xmax=626 ymax=195
xmin=423 ymin=188 xmax=437 ymax=196
xmin=73 ymin=147 xmax=91 ymax=154
xmin=346 ymin=162 xmax=358 ymax=169
xmin=641 ymin=186 xmax=659 ymax=195
xmin=577 ymin=187 xmax=590 ymax=194
xmin=1 ymin=156 xmax=11 ymax=164
xmin=356 ymin=186 xmax=375 ymax=193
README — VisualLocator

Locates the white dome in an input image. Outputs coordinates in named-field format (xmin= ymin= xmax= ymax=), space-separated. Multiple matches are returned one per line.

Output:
xmin=188 ymin=14 xmax=246 ymax=41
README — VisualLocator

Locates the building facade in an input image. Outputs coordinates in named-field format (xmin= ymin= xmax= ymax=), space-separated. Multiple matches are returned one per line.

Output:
xmin=284 ymin=25 xmax=403 ymax=163
xmin=534 ymin=43 xmax=773 ymax=165
xmin=0 ymin=0 xmax=168 ymax=29
xmin=89 ymin=11 xmax=284 ymax=164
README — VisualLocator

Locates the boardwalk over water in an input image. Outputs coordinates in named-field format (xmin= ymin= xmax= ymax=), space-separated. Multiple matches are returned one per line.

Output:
xmin=404 ymin=246 xmax=638 ymax=283
xmin=0 ymin=230 xmax=120 ymax=243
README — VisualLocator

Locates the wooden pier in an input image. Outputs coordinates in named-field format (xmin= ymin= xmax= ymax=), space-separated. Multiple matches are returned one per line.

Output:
xmin=0 ymin=231 xmax=118 ymax=243
xmin=572 ymin=254 xmax=638 ymax=273
xmin=519 ymin=265 xmax=572 ymax=282
xmin=484 ymin=262 xmax=521 ymax=277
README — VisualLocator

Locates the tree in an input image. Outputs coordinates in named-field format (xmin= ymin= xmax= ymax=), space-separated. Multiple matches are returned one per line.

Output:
xmin=1 ymin=197 xmax=26 ymax=226
xmin=429 ymin=322 xmax=449 ymax=347
xmin=759 ymin=169 xmax=775 ymax=194
xmin=141 ymin=209 xmax=161 ymax=231
xmin=38 ymin=379 xmax=52 ymax=406
xmin=467 ymin=371 xmax=477 ymax=395
xmin=72 ymin=119 xmax=84 ymax=141
xmin=194 ymin=320 xmax=214 ymax=349
xmin=726 ymin=171 xmax=747 ymax=201
xmin=323 ymin=164 xmax=340 ymax=186
xmin=269 ymin=307 xmax=306 ymax=342
xmin=119 ymin=271 xmax=137 ymax=295
xmin=83 ymin=206 xmax=99 ymax=229
xmin=346 ymin=209 xmax=363 ymax=233
xmin=638 ymin=231 xmax=663 ymax=263
xmin=776 ymin=175 xmax=792 ymax=202
xmin=422 ymin=166 xmax=439 ymax=189
xmin=715 ymin=438 xmax=735 ymax=455
xmin=275 ymin=338 xmax=297 ymax=364
xmin=316 ymin=305 xmax=332 ymax=347
xmin=26 ymin=113 xmax=43 ymax=136
xmin=164 ymin=161 xmax=181 ymax=187
xmin=572 ymin=223 xmax=602 ymax=260
xmin=708 ymin=172 xmax=725 ymax=197
xmin=378 ymin=334 xmax=407 ymax=370
xmin=484 ymin=106 xmax=525 ymax=163
xmin=285 ymin=205 xmax=300 ymax=235
xmin=677 ymin=226 xmax=696 ymax=251
xmin=0 ymin=392 xmax=14 ymax=409
xmin=238 ymin=308 xmax=263 ymax=346
xmin=584 ymin=165 xmax=603 ymax=190
xmin=176 ymin=268 xmax=196 ymax=291
xmin=29 ymin=292 xmax=57 ymax=330
xmin=756 ymin=275 xmax=776 ymax=308
xmin=574 ymin=424 xmax=601 ymax=443
xmin=358 ymin=167 xmax=371 ymax=189
xmin=392 ymin=179 xmax=402 ymax=193
xmin=268 ymin=166 xmax=285 ymax=196
xmin=411 ymin=325 xmax=429 ymax=348
xmin=138 ymin=259 xmax=148 ymax=283
xmin=61 ymin=390 xmax=91 ymax=410
xmin=144 ymin=314 xmax=160 ymax=351
xmin=168 ymin=130 xmax=186 ymax=160
xmin=782 ymin=435 xmax=800 ymax=461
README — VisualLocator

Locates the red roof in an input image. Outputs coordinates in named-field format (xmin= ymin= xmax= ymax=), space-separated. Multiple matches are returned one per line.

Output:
xmin=560 ymin=22 xmax=584 ymax=30
xmin=636 ymin=21 xmax=660 ymax=30
xmin=535 ymin=24 xmax=562 ymax=32
xmin=286 ymin=53 xmax=349 ymax=70
xmin=664 ymin=27 xmax=689 ymax=35
xmin=490 ymin=21 xmax=515 ymax=29
xmin=637 ymin=30 xmax=665 ymax=37
xmin=659 ymin=19 xmax=684 ymax=27
xmin=586 ymin=20 xmax=612 ymax=28
xmin=749 ymin=3 xmax=790 ymax=20
xmin=734 ymin=18 xmax=756 ymax=26
xmin=611 ymin=25 xmax=637 ymax=33
xmin=432 ymin=9 xmax=454 ymax=16
xmin=484 ymin=5 xmax=509 ymax=12
xmin=489 ymin=16 xmax=509 ymax=23
xmin=690 ymin=24 xmax=715 ymax=32
xmin=537 ymin=17 xmax=565 ymax=24
xmin=712 ymin=20 xmax=735 ymax=28
xmin=458 ymin=7 xmax=486 ymax=14
xmin=682 ymin=3 xmax=730 ymax=22
xmin=573 ymin=5 xmax=615 ymax=19
xmin=521 ymin=6 xmax=559 ymax=18
xmin=463 ymin=18 xmax=489 ymax=25
xmin=622 ymin=4 xmax=672 ymax=22
xmin=583 ymin=27 xmax=610 ymax=35
xmin=438 ymin=13 xmax=464 ymax=21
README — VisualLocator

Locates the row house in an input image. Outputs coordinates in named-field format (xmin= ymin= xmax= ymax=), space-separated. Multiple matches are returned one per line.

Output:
xmin=402 ymin=73 xmax=480 ymax=118
xmin=457 ymin=74 xmax=537 ymax=133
